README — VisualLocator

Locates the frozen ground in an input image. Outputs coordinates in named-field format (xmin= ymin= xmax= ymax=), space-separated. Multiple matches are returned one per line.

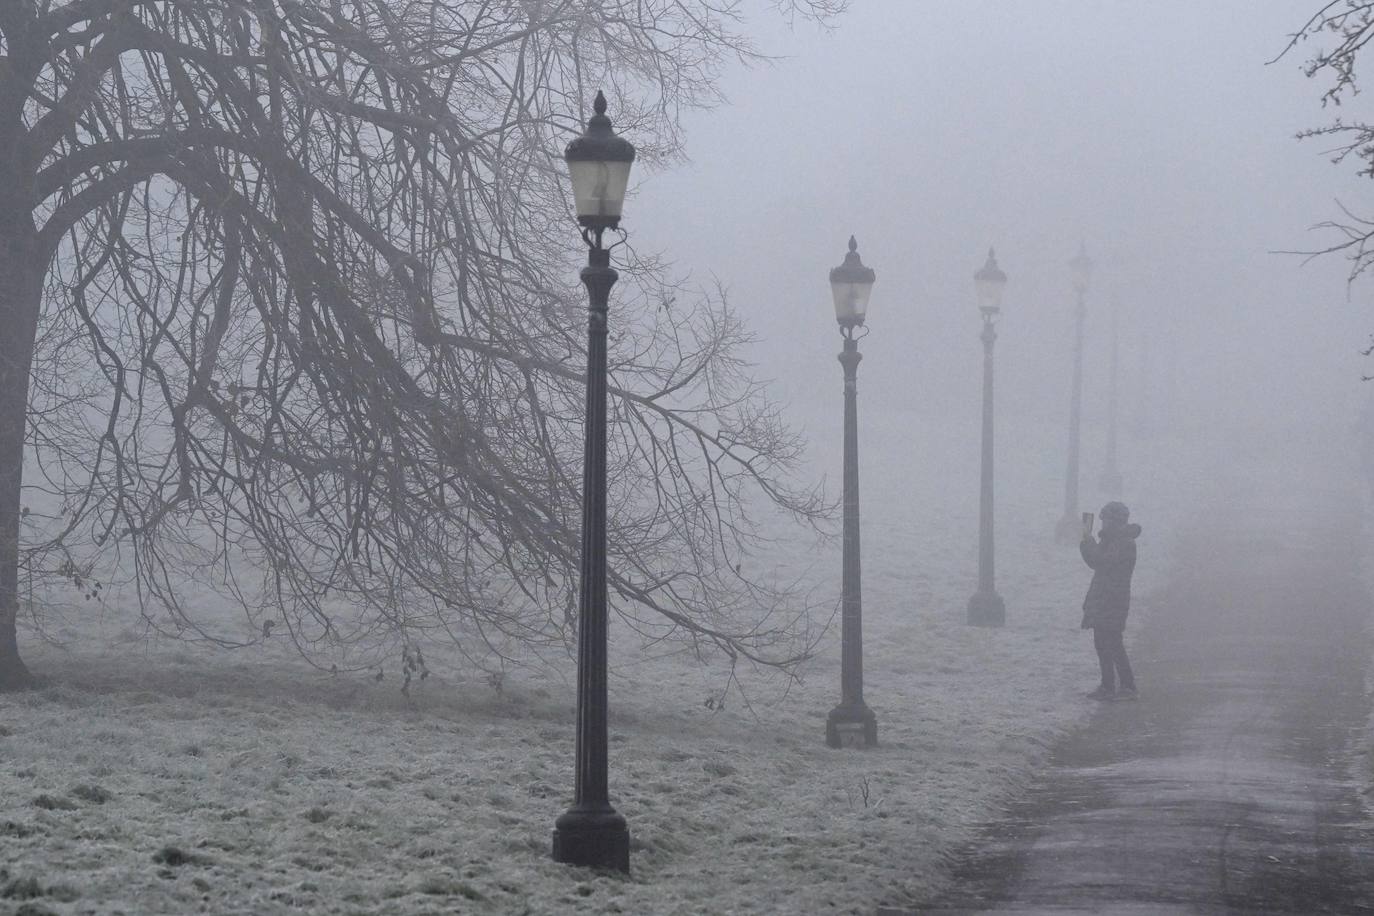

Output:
xmin=0 ymin=411 xmax=1209 ymax=915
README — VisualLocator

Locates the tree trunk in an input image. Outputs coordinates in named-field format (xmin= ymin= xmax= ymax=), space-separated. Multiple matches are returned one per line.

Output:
xmin=0 ymin=216 xmax=42 ymax=690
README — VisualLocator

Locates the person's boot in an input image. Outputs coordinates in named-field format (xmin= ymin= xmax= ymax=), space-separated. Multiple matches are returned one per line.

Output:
xmin=1111 ymin=686 xmax=1139 ymax=702
xmin=1086 ymin=685 xmax=1116 ymax=701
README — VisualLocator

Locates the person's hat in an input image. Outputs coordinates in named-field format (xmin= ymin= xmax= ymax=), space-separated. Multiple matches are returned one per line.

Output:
xmin=1100 ymin=501 xmax=1130 ymax=523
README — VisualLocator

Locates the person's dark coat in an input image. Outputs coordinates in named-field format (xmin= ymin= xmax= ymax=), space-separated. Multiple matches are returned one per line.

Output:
xmin=1080 ymin=523 xmax=1142 ymax=630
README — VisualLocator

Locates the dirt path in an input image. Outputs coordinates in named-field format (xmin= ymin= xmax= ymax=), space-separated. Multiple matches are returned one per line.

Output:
xmin=883 ymin=493 xmax=1374 ymax=914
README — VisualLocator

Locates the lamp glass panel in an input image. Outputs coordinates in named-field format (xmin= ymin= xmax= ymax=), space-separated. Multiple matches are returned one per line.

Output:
xmin=567 ymin=160 xmax=632 ymax=220
xmin=831 ymin=280 xmax=873 ymax=323
xmin=976 ymin=274 xmax=1005 ymax=311
xmin=1070 ymin=258 xmax=1092 ymax=293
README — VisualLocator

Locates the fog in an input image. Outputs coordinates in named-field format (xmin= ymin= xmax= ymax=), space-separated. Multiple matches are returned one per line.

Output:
xmin=9 ymin=4 xmax=1374 ymax=912
xmin=635 ymin=1 xmax=1369 ymax=463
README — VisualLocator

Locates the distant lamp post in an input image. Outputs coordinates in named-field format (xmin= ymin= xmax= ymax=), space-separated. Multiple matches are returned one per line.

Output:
xmin=968 ymin=249 xmax=1007 ymax=627
xmin=1099 ymin=296 xmax=1123 ymax=496
xmin=1055 ymin=243 xmax=1093 ymax=544
xmin=1132 ymin=319 xmax=1151 ymax=443
xmin=826 ymin=236 xmax=878 ymax=749
xmin=551 ymin=90 xmax=635 ymax=874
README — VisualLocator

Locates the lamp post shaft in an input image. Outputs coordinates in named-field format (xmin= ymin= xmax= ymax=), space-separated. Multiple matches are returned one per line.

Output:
xmin=1066 ymin=292 xmax=1085 ymax=517
xmin=1100 ymin=304 xmax=1123 ymax=495
xmin=841 ymin=339 xmax=863 ymax=707
xmin=1135 ymin=322 xmax=1151 ymax=441
xmin=575 ymin=245 xmax=612 ymax=808
xmin=968 ymin=316 xmax=1005 ymax=625
xmin=827 ymin=335 xmax=877 ymax=747
xmin=978 ymin=320 xmax=996 ymax=595
xmin=1056 ymin=291 xmax=1087 ymax=543
xmin=552 ymin=242 xmax=630 ymax=873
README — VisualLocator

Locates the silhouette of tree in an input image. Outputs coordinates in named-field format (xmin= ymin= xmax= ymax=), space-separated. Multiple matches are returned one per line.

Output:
xmin=0 ymin=0 xmax=843 ymax=689
xmin=1280 ymin=2 xmax=1374 ymax=283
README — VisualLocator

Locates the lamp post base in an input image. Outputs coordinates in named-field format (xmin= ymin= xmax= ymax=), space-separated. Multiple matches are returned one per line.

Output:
xmin=826 ymin=702 xmax=877 ymax=749
xmin=967 ymin=590 xmax=1006 ymax=627
xmin=1099 ymin=470 xmax=1123 ymax=496
xmin=1055 ymin=512 xmax=1083 ymax=546
xmin=552 ymin=805 xmax=630 ymax=874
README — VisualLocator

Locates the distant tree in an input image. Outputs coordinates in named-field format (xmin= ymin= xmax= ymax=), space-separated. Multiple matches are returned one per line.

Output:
xmin=1280 ymin=2 xmax=1374 ymax=283
xmin=0 ymin=0 xmax=844 ymax=690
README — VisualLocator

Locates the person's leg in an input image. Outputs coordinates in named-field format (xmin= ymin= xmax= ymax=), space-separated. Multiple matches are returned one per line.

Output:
xmin=1106 ymin=626 xmax=1135 ymax=691
xmin=1092 ymin=627 xmax=1115 ymax=692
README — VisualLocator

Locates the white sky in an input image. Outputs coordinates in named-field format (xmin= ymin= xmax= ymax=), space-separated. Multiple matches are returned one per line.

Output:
xmin=628 ymin=1 xmax=1370 ymax=453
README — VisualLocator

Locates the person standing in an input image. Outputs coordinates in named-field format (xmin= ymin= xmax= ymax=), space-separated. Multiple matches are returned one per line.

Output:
xmin=1081 ymin=501 xmax=1142 ymax=701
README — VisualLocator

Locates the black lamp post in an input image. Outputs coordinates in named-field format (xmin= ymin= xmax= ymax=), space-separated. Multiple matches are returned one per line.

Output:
xmin=968 ymin=249 xmax=1007 ymax=627
xmin=1133 ymin=318 xmax=1151 ymax=443
xmin=551 ymin=90 xmax=635 ymax=874
xmin=825 ymin=236 xmax=878 ymax=749
xmin=1055 ymin=243 xmax=1093 ymax=545
xmin=1099 ymin=296 xmax=1123 ymax=496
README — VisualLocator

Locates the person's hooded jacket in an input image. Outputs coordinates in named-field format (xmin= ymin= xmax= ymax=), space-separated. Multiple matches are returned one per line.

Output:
xmin=1080 ymin=522 xmax=1142 ymax=630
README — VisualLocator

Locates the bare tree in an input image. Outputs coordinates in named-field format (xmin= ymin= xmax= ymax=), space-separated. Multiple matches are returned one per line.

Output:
xmin=0 ymin=0 xmax=846 ymax=690
xmin=1278 ymin=2 xmax=1374 ymax=283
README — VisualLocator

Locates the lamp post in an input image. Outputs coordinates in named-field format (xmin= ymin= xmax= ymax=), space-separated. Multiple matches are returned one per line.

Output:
xmin=1055 ymin=243 xmax=1093 ymax=544
xmin=826 ymin=236 xmax=878 ymax=749
xmin=551 ymin=90 xmax=634 ymax=874
xmin=968 ymin=249 xmax=1006 ymax=627
xmin=1099 ymin=296 xmax=1123 ymax=496
xmin=1133 ymin=317 xmax=1151 ymax=443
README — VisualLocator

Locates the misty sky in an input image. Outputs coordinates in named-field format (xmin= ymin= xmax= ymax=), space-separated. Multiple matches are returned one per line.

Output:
xmin=630 ymin=1 xmax=1370 ymax=454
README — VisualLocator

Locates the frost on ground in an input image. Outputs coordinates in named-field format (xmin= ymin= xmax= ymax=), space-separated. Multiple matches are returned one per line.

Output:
xmin=0 ymin=414 xmax=1195 ymax=915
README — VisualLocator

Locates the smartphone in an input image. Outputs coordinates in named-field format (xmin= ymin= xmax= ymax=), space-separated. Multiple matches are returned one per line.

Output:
xmin=1081 ymin=512 xmax=1095 ymax=538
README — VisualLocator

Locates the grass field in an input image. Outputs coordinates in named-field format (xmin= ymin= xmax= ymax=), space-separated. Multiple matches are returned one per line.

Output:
xmin=0 ymin=411 xmax=1197 ymax=915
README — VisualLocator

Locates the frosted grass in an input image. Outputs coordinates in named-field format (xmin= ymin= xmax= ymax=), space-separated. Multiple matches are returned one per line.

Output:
xmin=0 ymin=411 xmax=1215 ymax=914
